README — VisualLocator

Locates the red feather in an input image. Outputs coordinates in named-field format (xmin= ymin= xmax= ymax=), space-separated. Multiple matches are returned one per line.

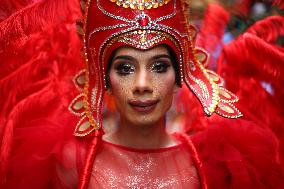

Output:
xmin=273 ymin=0 xmax=284 ymax=9
xmin=198 ymin=3 xmax=230 ymax=68
xmin=0 ymin=18 xmax=83 ymax=183
xmin=246 ymin=16 xmax=284 ymax=44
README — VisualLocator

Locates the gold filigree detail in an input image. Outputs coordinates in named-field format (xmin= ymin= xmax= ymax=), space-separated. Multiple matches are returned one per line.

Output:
xmin=110 ymin=0 xmax=171 ymax=10
xmin=215 ymin=102 xmax=243 ymax=118
xmin=218 ymin=87 xmax=239 ymax=103
xmin=194 ymin=48 xmax=209 ymax=68
xmin=68 ymin=94 xmax=85 ymax=116
xmin=140 ymin=34 xmax=147 ymax=43
xmin=219 ymin=89 xmax=231 ymax=99
xmin=74 ymin=100 xmax=84 ymax=111
xmin=74 ymin=116 xmax=97 ymax=137
xmin=78 ymin=121 xmax=91 ymax=132
xmin=195 ymin=51 xmax=206 ymax=63
xmin=218 ymin=104 xmax=234 ymax=114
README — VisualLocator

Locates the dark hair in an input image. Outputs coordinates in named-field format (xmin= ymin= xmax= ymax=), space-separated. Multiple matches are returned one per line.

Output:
xmin=105 ymin=45 xmax=181 ymax=88
xmin=166 ymin=45 xmax=181 ymax=87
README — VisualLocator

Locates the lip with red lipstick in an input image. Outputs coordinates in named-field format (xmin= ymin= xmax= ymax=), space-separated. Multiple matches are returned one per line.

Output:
xmin=129 ymin=100 xmax=159 ymax=113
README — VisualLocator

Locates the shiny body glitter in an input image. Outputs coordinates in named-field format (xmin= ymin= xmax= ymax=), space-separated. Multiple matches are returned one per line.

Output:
xmin=89 ymin=141 xmax=200 ymax=188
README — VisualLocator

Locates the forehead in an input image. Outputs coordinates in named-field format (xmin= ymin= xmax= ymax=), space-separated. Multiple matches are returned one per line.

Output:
xmin=113 ymin=45 xmax=170 ymax=59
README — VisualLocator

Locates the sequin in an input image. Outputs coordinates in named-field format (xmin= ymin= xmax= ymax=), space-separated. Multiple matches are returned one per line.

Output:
xmin=89 ymin=141 xmax=200 ymax=188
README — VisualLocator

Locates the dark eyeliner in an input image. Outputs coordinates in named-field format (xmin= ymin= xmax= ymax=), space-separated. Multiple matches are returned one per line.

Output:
xmin=151 ymin=62 xmax=171 ymax=73
xmin=114 ymin=63 xmax=134 ymax=75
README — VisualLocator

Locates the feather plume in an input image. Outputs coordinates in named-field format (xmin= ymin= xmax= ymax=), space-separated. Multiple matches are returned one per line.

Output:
xmin=217 ymin=14 xmax=284 ymax=173
xmin=0 ymin=0 xmax=80 ymax=53
xmin=273 ymin=0 xmax=284 ymax=9
xmin=246 ymin=16 xmax=284 ymax=44
xmin=197 ymin=3 xmax=230 ymax=68
xmin=0 ymin=20 xmax=83 ymax=182
xmin=0 ymin=0 xmax=36 ymax=21
xmin=218 ymin=16 xmax=284 ymax=81
xmin=243 ymin=33 xmax=284 ymax=80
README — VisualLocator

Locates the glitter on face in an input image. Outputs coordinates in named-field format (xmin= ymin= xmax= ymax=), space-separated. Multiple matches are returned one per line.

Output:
xmin=107 ymin=45 xmax=177 ymax=126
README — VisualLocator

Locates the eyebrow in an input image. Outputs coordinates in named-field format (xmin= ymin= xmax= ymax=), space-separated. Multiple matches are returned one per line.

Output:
xmin=112 ymin=55 xmax=135 ymax=62
xmin=113 ymin=54 xmax=171 ymax=62
xmin=151 ymin=54 xmax=171 ymax=60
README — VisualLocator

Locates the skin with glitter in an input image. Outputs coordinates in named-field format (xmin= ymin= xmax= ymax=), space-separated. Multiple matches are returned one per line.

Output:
xmin=103 ymin=45 xmax=179 ymax=149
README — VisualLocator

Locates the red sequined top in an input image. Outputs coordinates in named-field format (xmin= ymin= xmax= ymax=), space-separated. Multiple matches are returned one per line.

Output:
xmin=88 ymin=141 xmax=200 ymax=189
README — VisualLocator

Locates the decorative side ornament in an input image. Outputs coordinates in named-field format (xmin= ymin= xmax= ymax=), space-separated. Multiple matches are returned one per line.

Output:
xmin=69 ymin=0 xmax=243 ymax=137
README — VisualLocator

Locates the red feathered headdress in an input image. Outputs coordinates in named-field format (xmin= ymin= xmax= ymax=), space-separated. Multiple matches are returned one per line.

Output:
xmin=69 ymin=0 xmax=242 ymax=137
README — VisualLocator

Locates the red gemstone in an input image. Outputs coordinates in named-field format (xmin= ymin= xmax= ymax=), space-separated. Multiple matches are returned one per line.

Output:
xmin=138 ymin=17 xmax=148 ymax=26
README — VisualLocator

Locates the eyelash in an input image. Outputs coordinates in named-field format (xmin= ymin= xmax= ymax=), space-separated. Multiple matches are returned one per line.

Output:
xmin=151 ymin=62 xmax=170 ymax=73
xmin=115 ymin=63 xmax=135 ymax=75
xmin=114 ymin=61 xmax=171 ymax=75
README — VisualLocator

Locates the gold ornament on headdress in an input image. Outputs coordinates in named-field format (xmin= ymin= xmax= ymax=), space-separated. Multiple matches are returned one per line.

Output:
xmin=70 ymin=0 xmax=243 ymax=137
xmin=110 ymin=0 xmax=171 ymax=10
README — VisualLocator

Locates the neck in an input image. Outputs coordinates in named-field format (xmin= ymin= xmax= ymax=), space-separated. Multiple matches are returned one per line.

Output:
xmin=104 ymin=116 xmax=176 ymax=149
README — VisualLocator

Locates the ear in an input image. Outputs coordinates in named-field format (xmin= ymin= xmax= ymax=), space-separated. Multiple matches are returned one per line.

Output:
xmin=173 ymin=84 xmax=179 ymax=94
xmin=106 ymin=87 xmax=113 ymax=95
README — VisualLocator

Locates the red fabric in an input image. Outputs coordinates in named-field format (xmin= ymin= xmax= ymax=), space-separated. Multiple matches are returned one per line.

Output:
xmin=192 ymin=119 xmax=284 ymax=189
xmin=87 ymin=140 xmax=200 ymax=189
xmin=78 ymin=130 xmax=103 ymax=189
xmin=175 ymin=133 xmax=208 ymax=189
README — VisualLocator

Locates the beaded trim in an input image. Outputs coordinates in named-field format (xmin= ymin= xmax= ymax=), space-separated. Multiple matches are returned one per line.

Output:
xmin=109 ymin=0 xmax=171 ymax=10
xmin=79 ymin=0 xmax=102 ymax=134
xmin=99 ymin=29 xmax=184 ymax=88
xmin=119 ymin=30 xmax=167 ymax=49
xmin=92 ymin=0 xmax=178 ymax=35
xmin=70 ymin=0 xmax=243 ymax=137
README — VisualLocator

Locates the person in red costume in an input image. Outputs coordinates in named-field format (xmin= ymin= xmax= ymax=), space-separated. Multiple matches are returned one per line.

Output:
xmin=0 ymin=0 xmax=284 ymax=188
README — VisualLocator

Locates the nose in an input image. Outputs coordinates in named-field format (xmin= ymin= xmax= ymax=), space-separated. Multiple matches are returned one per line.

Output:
xmin=133 ymin=69 xmax=153 ymax=94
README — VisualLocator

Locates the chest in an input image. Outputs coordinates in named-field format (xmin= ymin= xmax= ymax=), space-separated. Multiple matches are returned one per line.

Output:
xmin=88 ymin=143 xmax=200 ymax=189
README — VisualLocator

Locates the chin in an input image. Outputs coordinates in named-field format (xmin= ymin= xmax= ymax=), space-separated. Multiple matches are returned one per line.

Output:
xmin=127 ymin=113 xmax=164 ymax=127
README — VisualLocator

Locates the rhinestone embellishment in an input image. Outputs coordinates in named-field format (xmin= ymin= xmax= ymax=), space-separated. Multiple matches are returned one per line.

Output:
xmin=138 ymin=16 xmax=149 ymax=26
xmin=110 ymin=0 xmax=171 ymax=10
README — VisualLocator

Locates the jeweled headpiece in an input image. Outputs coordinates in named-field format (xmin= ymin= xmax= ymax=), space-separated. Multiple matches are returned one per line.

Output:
xmin=69 ymin=0 xmax=242 ymax=136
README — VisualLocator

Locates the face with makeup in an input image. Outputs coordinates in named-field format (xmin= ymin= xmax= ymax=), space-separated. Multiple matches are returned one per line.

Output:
xmin=107 ymin=45 xmax=178 ymax=127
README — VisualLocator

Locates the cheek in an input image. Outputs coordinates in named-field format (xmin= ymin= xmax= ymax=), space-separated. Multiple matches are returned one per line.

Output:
xmin=109 ymin=72 xmax=132 ymax=102
xmin=152 ymin=71 xmax=176 ymax=97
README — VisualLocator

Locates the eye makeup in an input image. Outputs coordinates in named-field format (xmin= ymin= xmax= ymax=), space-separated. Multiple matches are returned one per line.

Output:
xmin=111 ymin=52 xmax=173 ymax=75
xmin=114 ymin=63 xmax=135 ymax=75
xmin=150 ymin=62 xmax=171 ymax=73
xmin=150 ymin=55 xmax=172 ymax=73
